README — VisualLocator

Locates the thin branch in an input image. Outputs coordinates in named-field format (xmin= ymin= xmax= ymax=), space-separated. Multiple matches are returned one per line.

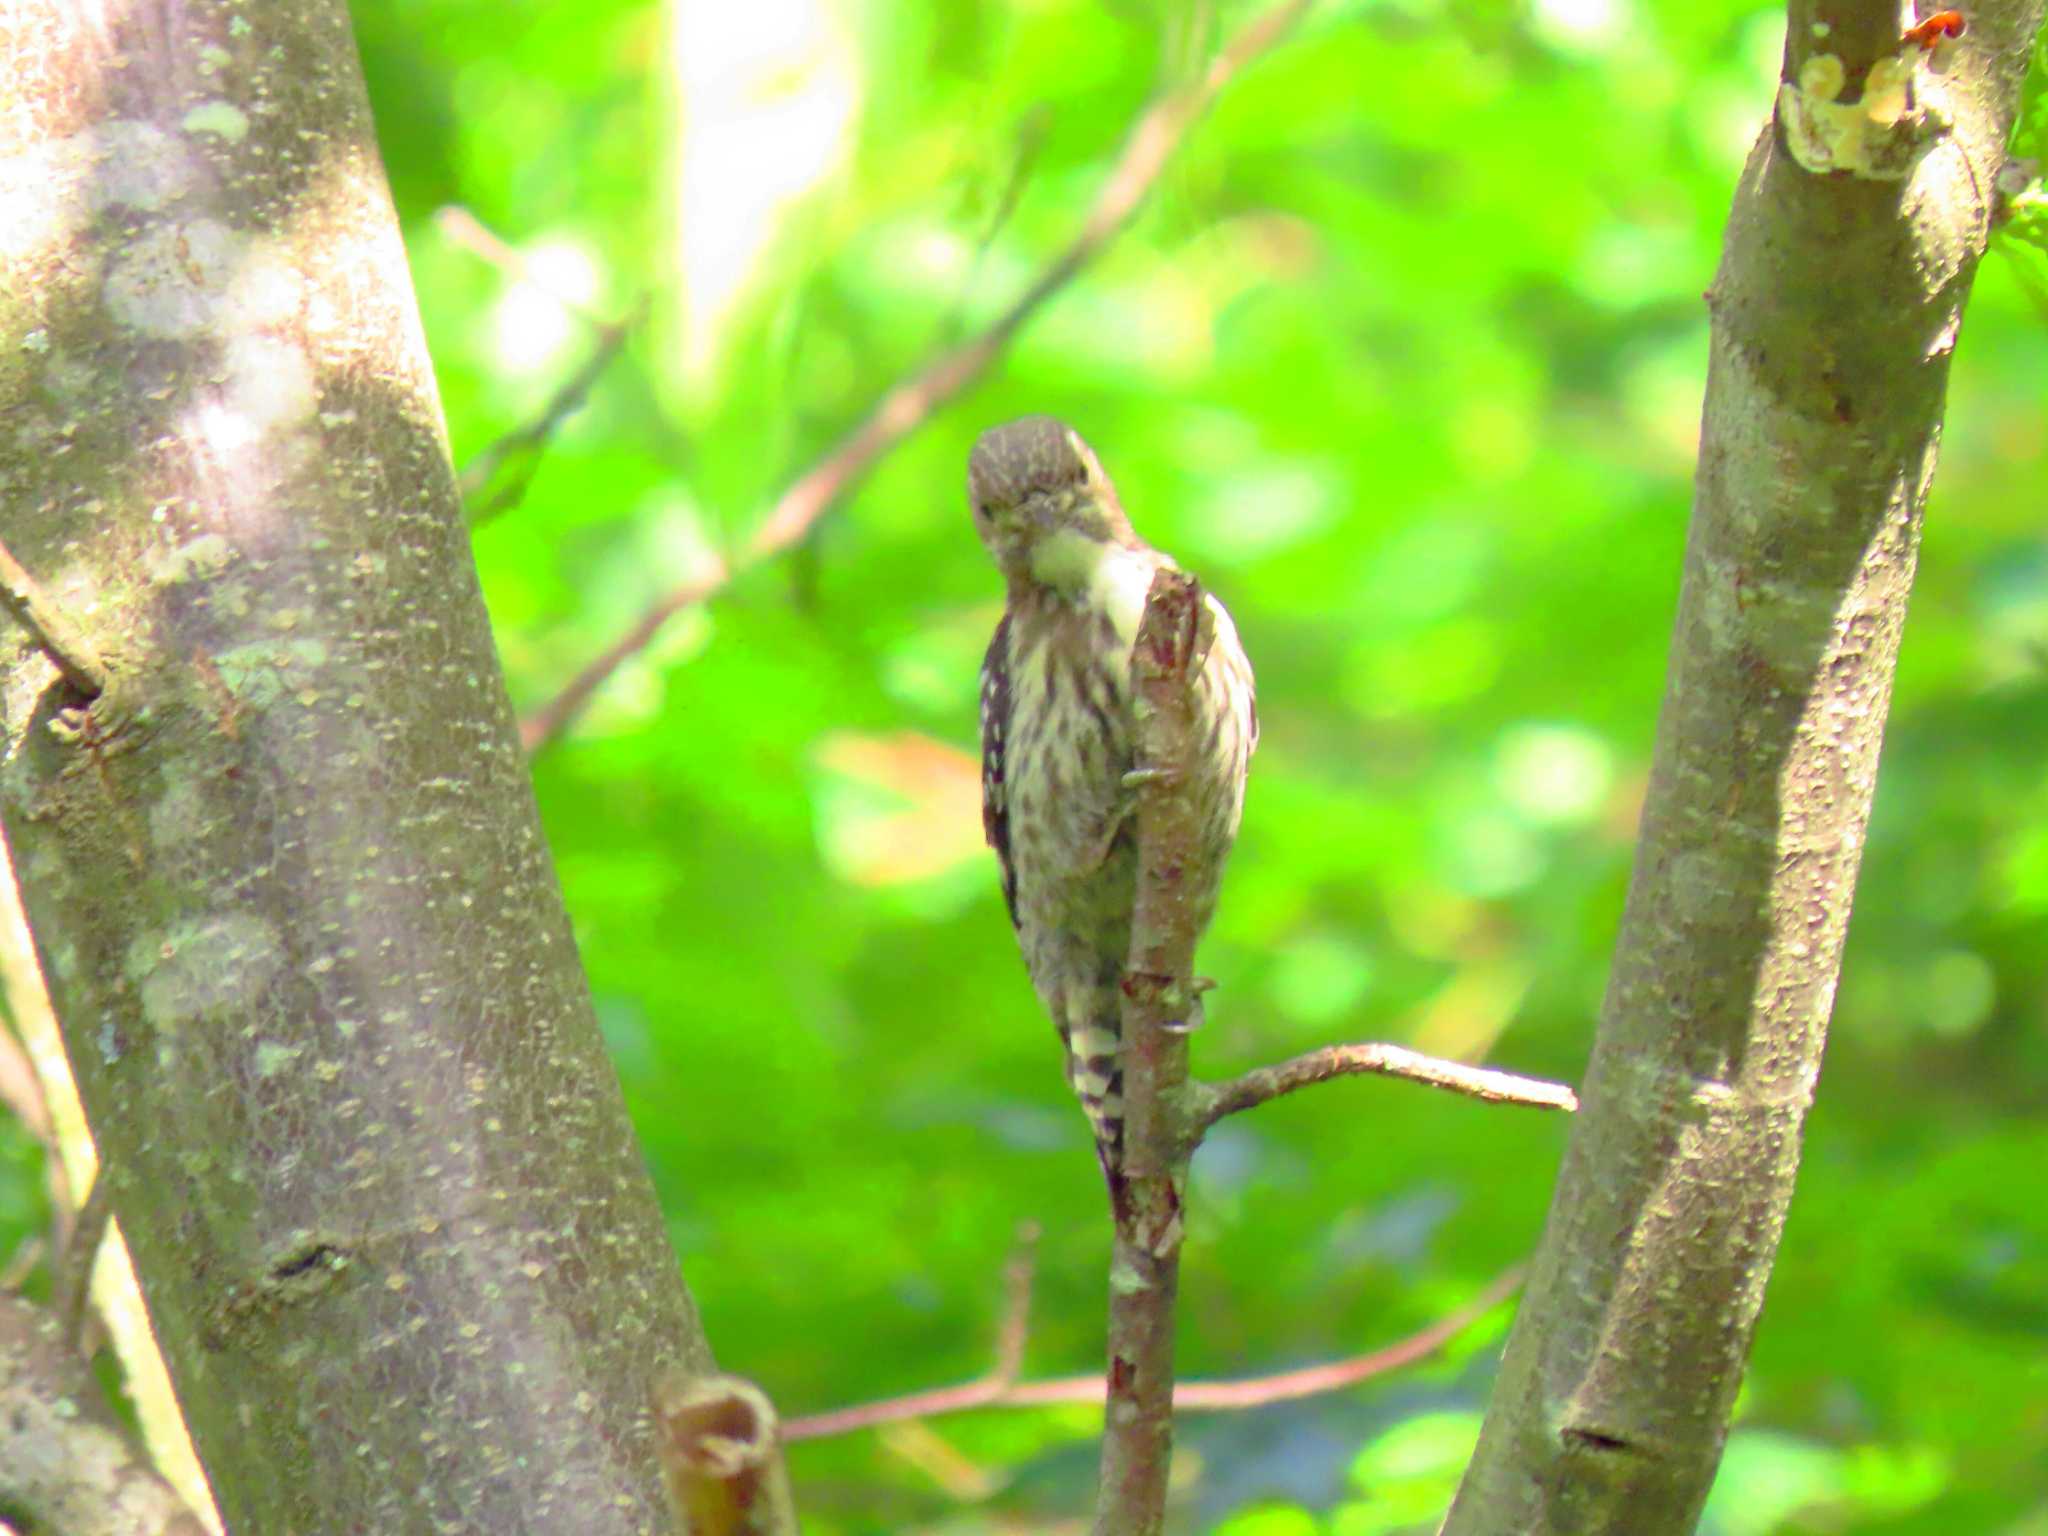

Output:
xmin=435 ymin=205 xmax=618 ymax=327
xmin=435 ymin=206 xmax=647 ymax=526
xmin=518 ymin=565 xmax=729 ymax=751
xmin=1200 ymin=1043 xmax=1578 ymax=1131
xmin=931 ymin=103 xmax=1052 ymax=345
xmin=779 ymin=1223 xmax=1040 ymax=1442
xmin=1168 ymin=1263 xmax=1520 ymax=1410
xmin=780 ymin=1264 xmax=1523 ymax=1441
xmin=0 ymin=537 xmax=108 ymax=698
xmin=1093 ymin=568 xmax=1213 ymax=1536
xmin=57 ymin=1169 xmax=110 ymax=1349
xmin=0 ymin=1235 xmax=43 ymax=1292
xmin=518 ymin=0 xmax=1316 ymax=754
xmin=0 ymin=1007 xmax=51 ymax=1146
xmin=0 ymin=826 xmax=215 ymax=1525
xmin=990 ymin=1221 xmax=1039 ymax=1382
xmin=462 ymin=299 xmax=648 ymax=525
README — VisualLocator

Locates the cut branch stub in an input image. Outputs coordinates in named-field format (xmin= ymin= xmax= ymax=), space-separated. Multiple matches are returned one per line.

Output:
xmin=653 ymin=1372 xmax=798 ymax=1536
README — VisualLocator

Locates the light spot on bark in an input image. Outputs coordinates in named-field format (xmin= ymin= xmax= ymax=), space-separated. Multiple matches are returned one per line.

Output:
xmin=0 ymin=122 xmax=201 ymax=273
xmin=148 ymin=534 xmax=236 ymax=586
xmin=91 ymin=121 xmax=200 ymax=211
xmin=150 ymin=778 xmax=214 ymax=849
xmin=220 ymin=246 xmax=306 ymax=330
xmin=129 ymin=913 xmax=283 ymax=1028
xmin=205 ymin=332 xmax=318 ymax=449
xmin=105 ymin=219 xmax=238 ymax=338
xmin=182 ymin=102 xmax=250 ymax=143
xmin=213 ymin=638 xmax=329 ymax=708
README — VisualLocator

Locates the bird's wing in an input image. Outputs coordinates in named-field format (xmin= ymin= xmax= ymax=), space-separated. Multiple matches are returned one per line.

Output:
xmin=979 ymin=612 xmax=1019 ymax=927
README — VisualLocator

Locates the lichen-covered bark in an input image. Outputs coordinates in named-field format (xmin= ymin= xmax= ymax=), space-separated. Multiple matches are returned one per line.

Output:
xmin=1441 ymin=5 xmax=2044 ymax=1533
xmin=0 ymin=3 xmax=713 ymax=1531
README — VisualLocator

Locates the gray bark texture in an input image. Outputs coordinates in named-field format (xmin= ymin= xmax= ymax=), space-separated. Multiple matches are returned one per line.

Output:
xmin=0 ymin=2 xmax=714 ymax=1531
xmin=1442 ymin=4 xmax=2044 ymax=1533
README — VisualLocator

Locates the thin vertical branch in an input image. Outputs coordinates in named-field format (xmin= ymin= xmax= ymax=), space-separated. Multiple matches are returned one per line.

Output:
xmin=1092 ymin=569 xmax=1211 ymax=1536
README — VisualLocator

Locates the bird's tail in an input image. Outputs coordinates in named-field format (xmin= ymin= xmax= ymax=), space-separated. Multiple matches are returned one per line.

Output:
xmin=1058 ymin=1006 xmax=1125 ymax=1183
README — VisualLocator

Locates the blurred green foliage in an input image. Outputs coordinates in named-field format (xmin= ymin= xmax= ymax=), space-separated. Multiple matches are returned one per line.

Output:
xmin=7 ymin=0 xmax=2048 ymax=1530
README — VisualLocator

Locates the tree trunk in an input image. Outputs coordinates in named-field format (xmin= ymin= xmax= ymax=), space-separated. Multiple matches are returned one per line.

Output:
xmin=0 ymin=3 xmax=713 ymax=1530
xmin=1441 ymin=4 xmax=2044 ymax=1532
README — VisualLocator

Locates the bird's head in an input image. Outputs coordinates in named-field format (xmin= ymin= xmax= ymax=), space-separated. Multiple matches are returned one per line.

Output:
xmin=968 ymin=416 xmax=1139 ymax=591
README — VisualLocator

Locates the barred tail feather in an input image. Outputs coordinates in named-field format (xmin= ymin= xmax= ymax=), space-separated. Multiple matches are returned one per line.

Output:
xmin=1061 ymin=1015 xmax=1125 ymax=1172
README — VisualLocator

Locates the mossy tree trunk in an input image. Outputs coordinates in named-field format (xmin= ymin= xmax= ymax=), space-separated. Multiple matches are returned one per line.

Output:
xmin=0 ymin=2 xmax=713 ymax=1530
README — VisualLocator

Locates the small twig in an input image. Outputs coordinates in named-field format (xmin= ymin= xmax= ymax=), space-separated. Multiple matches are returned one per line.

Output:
xmin=0 ymin=1235 xmax=43 ymax=1292
xmin=780 ymin=1265 xmax=1524 ymax=1440
xmin=1200 ymin=1044 xmax=1578 ymax=1131
xmin=0 ymin=537 xmax=108 ymax=698
xmin=653 ymin=1372 xmax=798 ymax=1536
xmin=0 ymin=1008 xmax=52 ymax=1146
xmin=517 ymin=0 xmax=1316 ymax=754
xmin=518 ymin=565 xmax=729 ymax=751
xmin=435 ymin=205 xmax=617 ymax=327
xmin=1168 ymin=1263 xmax=1521 ymax=1410
xmin=57 ymin=1169 xmax=111 ymax=1349
xmin=990 ymin=1221 xmax=1039 ymax=1382
xmin=779 ymin=1223 xmax=1039 ymax=1441
xmin=462 ymin=300 xmax=648 ymax=525
xmin=931 ymin=103 xmax=1053 ymax=345
xmin=436 ymin=205 xmax=647 ymax=526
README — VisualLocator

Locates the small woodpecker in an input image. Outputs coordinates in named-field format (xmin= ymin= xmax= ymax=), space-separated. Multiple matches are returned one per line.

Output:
xmin=971 ymin=416 xmax=1257 ymax=1179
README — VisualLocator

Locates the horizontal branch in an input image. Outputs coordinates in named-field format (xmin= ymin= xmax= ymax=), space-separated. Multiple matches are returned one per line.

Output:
xmin=1199 ymin=1043 xmax=1578 ymax=1132
xmin=780 ymin=1264 xmax=1523 ymax=1441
